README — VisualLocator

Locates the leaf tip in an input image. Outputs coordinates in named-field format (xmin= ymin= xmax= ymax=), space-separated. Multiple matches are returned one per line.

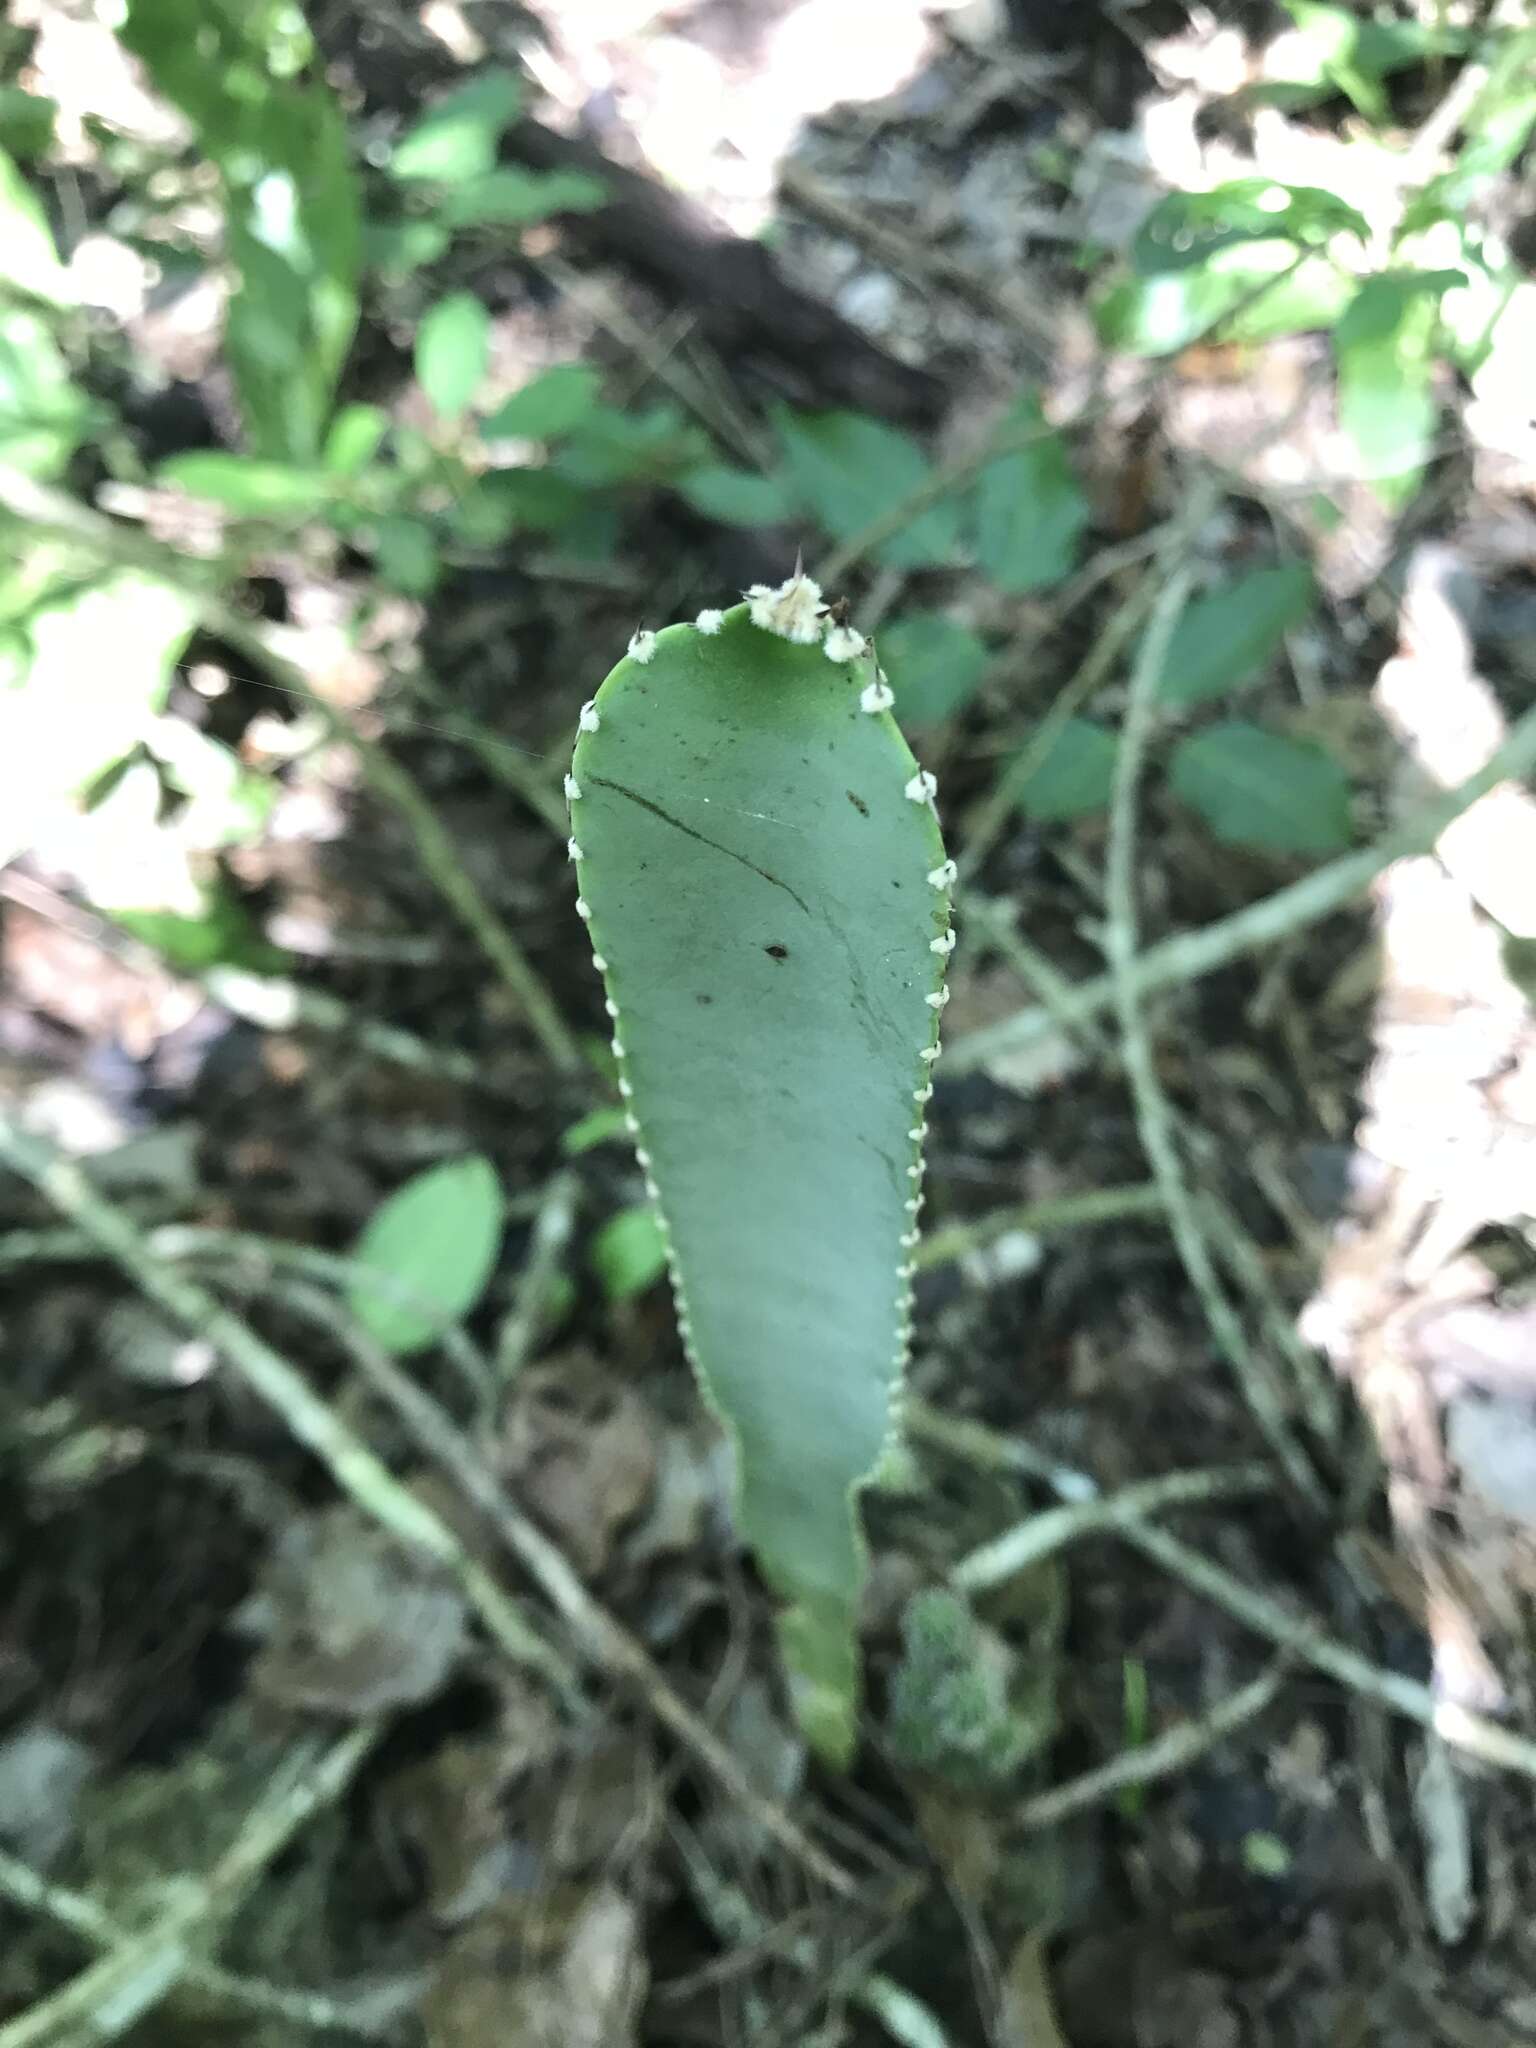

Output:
xmin=746 ymin=571 xmax=825 ymax=644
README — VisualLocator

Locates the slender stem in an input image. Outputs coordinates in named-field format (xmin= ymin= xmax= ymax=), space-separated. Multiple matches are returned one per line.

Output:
xmin=1104 ymin=566 xmax=1327 ymax=1511
xmin=1013 ymin=1657 xmax=1289 ymax=1832
xmin=494 ymin=1168 xmax=579 ymax=1391
xmin=952 ymin=1463 xmax=1275 ymax=1592
xmin=202 ymin=965 xmax=483 ymax=1083
xmin=906 ymin=1399 xmax=1098 ymax=1503
xmin=145 ymin=1224 xmax=494 ymax=1410
xmin=281 ymin=1280 xmax=857 ymax=1898
xmin=0 ymin=473 xmax=581 ymax=1075
xmin=0 ymin=1835 xmax=396 ymax=2039
xmin=0 ymin=1726 xmax=377 ymax=2048
xmin=917 ymin=1400 xmax=1536 ymax=1786
xmin=914 ymin=1182 xmax=1164 ymax=1271
xmin=958 ymin=557 xmax=1163 ymax=880
xmin=0 ymin=1117 xmax=578 ymax=1702
xmin=946 ymin=690 xmax=1536 ymax=1077
xmin=813 ymin=408 xmax=1065 ymax=588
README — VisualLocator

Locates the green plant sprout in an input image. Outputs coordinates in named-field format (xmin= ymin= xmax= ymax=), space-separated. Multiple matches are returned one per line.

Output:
xmin=568 ymin=572 xmax=953 ymax=1764
xmin=886 ymin=1587 xmax=1039 ymax=1788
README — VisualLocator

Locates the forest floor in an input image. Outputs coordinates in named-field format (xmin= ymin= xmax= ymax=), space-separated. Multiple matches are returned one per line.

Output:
xmin=4 ymin=2 xmax=1536 ymax=2044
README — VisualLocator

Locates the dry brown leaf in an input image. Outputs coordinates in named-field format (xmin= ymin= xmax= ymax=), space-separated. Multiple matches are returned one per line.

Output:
xmin=389 ymin=1678 xmax=563 ymax=1925
xmin=422 ymin=1883 xmax=647 ymax=2048
xmin=242 ymin=1505 xmax=467 ymax=1716
xmin=501 ymin=1355 xmax=657 ymax=1576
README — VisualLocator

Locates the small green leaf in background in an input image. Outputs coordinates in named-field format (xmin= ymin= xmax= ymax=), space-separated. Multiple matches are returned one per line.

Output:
xmin=1334 ymin=271 xmax=1462 ymax=505
xmin=590 ymin=1205 xmax=668 ymax=1302
xmin=1096 ymin=241 xmax=1355 ymax=357
xmin=1133 ymin=180 xmax=1368 ymax=276
xmin=348 ymin=1156 xmax=504 ymax=1354
xmin=437 ymin=166 xmax=605 ymax=228
xmin=555 ymin=401 xmax=709 ymax=488
xmin=158 ymin=452 xmax=333 ymax=515
xmin=677 ymin=463 xmax=796 ymax=527
xmin=1402 ymin=26 xmax=1536 ymax=231
xmin=973 ymin=393 xmax=1089 ymax=594
xmin=116 ymin=886 xmax=278 ymax=974
xmin=0 ymin=307 xmax=89 ymax=479
xmin=389 ymin=68 xmax=523 ymax=184
xmin=1012 ymin=718 xmax=1118 ymax=823
xmin=1268 ymin=1 xmax=1461 ymax=119
xmin=776 ymin=409 xmax=961 ymax=569
xmin=0 ymin=88 xmax=58 ymax=161
xmin=0 ymin=145 xmax=73 ymax=305
xmin=561 ymin=1106 xmax=628 ymax=1156
xmin=323 ymin=402 xmax=389 ymax=475
xmin=1156 ymin=561 xmax=1314 ymax=706
xmin=370 ymin=516 xmax=441 ymax=596
xmin=147 ymin=721 xmax=274 ymax=847
xmin=875 ymin=612 xmax=990 ymax=729
xmin=0 ymin=570 xmax=195 ymax=865
xmin=121 ymin=0 xmax=362 ymax=465
xmin=0 ymin=150 xmax=87 ymax=477
xmin=416 ymin=291 xmax=491 ymax=420
xmin=1169 ymin=720 xmax=1351 ymax=855
xmin=481 ymin=363 xmax=601 ymax=440
xmin=362 ymin=217 xmax=449 ymax=279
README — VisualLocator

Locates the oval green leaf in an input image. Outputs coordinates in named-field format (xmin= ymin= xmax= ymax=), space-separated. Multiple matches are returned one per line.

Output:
xmin=416 ymin=291 xmax=491 ymax=420
xmin=348 ymin=1155 xmax=504 ymax=1354
xmin=1169 ymin=720 xmax=1351 ymax=856
xmin=875 ymin=612 xmax=990 ymax=729
xmin=1013 ymin=718 xmax=1118 ymax=822
xmin=1156 ymin=562 xmax=1314 ymax=706
xmin=481 ymin=364 xmax=600 ymax=441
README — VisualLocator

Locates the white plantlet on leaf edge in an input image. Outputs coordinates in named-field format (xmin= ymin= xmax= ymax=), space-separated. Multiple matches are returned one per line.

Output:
xmin=575 ymin=897 xmax=592 ymax=920
xmin=925 ymin=988 xmax=950 ymax=1010
xmin=568 ymin=838 xmax=584 ymax=862
xmin=860 ymin=677 xmax=895 ymax=714
xmin=928 ymin=860 xmax=957 ymax=889
xmin=824 ymin=624 xmax=866 ymax=663
xmin=930 ymin=930 xmax=956 ymax=956
xmin=746 ymin=571 xmax=824 ymax=644
xmin=628 ymin=629 xmax=658 ymax=664
xmin=696 ymin=608 xmax=724 ymax=634
xmin=564 ymin=773 xmax=581 ymax=802
xmin=905 ymin=770 xmax=937 ymax=806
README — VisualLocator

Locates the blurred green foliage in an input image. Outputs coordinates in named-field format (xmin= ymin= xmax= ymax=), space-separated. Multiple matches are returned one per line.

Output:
xmin=4 ymin=0 xmax=1534 ymax=1084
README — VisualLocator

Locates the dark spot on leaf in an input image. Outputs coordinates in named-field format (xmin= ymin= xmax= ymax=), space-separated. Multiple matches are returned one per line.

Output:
xmin=846 ymin=789 xmax=869 ymax=817
xmin=696 ymin=992 xmax=713 ymax=1005
xmin=765 ymin=943 xmax=789 ymax=960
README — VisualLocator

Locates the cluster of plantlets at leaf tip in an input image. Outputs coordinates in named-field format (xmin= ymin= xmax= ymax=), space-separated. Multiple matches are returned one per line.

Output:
xmin=567 ymin=569 xmax=955 ymax=1765
xmin=885 ymin=1587 xmax=1047 ymax=1789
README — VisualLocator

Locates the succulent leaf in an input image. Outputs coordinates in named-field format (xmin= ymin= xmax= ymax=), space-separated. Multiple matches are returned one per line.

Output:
xmin=569 ymin=585 xmax=951 ymax=1762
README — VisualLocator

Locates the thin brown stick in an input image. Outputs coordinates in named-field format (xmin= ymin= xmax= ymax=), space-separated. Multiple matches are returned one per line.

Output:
xmin=285 ymin=1280 xmax=860 ymax=1898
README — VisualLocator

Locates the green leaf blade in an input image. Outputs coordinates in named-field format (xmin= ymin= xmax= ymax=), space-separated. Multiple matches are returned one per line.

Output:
xmin=348 ymin=1156 xmax=504 ymax=1354
xmin=1013 ymin=718 xmax=1118 ymax=822
xmin=777 ymin=411 xmax=960 ymax=568
xmin=972 ymin=396 xmax=1088 ymax=595
xmin=1156 ymin=562 xmax=1314 ymax=706
xmin=416 ymin=291 xmax=491 ymax=420
xmin=1169 ymin=720 xmax=1351 ymax=855
xmin=570 ymin=601 xmax=950 ymax=1761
